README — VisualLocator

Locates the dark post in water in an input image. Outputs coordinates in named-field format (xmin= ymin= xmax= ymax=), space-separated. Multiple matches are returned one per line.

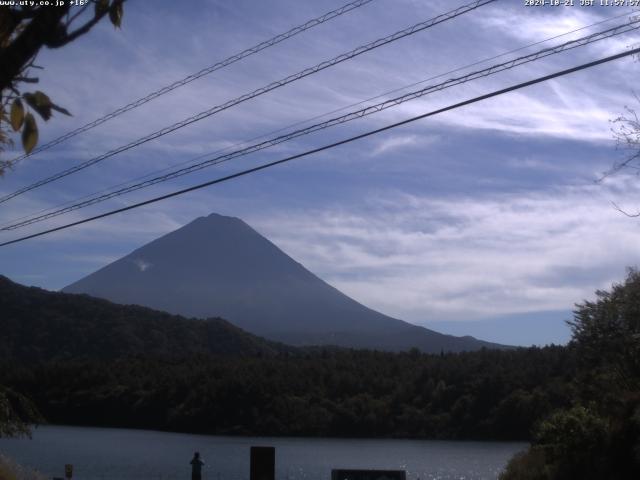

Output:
xmin=250 ymin=446 xmax=275 ymax=480
xmin=331 ymin=469 xmax=406 ymax=480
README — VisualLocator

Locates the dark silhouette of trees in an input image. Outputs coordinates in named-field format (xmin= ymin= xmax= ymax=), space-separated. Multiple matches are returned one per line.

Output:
xmin=4 ymin=270 xmax=638 ymax=458
xmin=0 ymin=386 xmax=41 ymax=438
xmin=501 ymin=270 xmax=640 ymax=480
xmin=0 ymin=275 xmax=576 ymax=441
xmin=570 ymin=268 xmax=640 ymax=391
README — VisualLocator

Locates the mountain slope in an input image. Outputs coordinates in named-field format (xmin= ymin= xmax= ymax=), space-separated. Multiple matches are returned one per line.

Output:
xmin=63 ymin=213 xmax=505 ymax=352
xmin=0 ymin=275 xmax=285 ymax=362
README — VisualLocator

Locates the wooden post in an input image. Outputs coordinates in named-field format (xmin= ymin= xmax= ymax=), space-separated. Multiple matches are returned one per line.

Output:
xmin=250 ymin=446 xmax=275 ymax=480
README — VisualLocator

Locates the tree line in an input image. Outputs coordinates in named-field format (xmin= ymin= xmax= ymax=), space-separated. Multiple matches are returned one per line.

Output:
xmin=2 ymin=271 xmax=640 ymax=478
xmin=2 ymin=346 xmax=575 ymax=441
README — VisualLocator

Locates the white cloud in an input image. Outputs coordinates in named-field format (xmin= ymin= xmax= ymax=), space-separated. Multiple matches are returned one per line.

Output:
xmin=4 ymin=0 xmax=636 ymax=194
xmin=252 ymin=176 xmax=640 ymax=323
xmin=370 ymin=134 xmax=439 ymax=157
xmin=132 ymin=258 xmax=152 ymax=272
xmin=62 ymin=254 xmax=120 ymax=265
xmin=479 ymin=6 xmax=601 ymax=43
xmin=4 ymin=0 xmax=640 ymax=349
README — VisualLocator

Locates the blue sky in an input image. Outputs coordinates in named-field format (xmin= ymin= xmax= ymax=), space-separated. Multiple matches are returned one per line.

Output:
xmin=2 ymin=0 xmax=640 ymax=346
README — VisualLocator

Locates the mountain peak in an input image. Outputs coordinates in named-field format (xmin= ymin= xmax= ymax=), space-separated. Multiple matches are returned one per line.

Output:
xmin=194 ymin=212 xmax=245 ymax=224
xmin=183 ymin=212 xmax=248 ymax=229
xmin=174 ymin=212 xmax=258 ymax=240
xmin=207 ymin=212 xmax=240 ymax=220
xmin=63 ymin=214 xmax=506 ymax=352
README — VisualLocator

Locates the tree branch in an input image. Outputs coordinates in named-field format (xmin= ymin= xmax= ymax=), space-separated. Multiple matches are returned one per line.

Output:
xmin=0 ymin=6 xmax=69 ymax=92
xmin=46 ymin=0 xmax=126 ymax=48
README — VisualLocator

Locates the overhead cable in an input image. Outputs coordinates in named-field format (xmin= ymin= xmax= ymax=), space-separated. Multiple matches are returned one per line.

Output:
xmin=2 ymin=45 xmax=638 ymax=247
xmin=5 ymin=6 xmax=631 ymax=231
xmin=4 ymin=0 xmax=377 ymax=167
xmin=3 ymin=18 xmax=637 ymax=231
xmin=0 ymin=0 xmax=496 ymax=205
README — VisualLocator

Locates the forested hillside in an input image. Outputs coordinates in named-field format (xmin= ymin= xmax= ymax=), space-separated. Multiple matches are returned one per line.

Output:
xmin=0 ymin=275 xmax=286 ymax=360
xmin=0 ymin=274 xmax=576 ymax=441
xmin=2 ymin=346 xmax=575 ymax=440
xmin=5 ymin=268 xmax=640 ymax=477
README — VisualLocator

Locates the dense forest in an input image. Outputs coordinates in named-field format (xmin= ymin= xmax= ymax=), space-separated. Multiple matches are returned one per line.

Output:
xmin=1 ymin=271 xmax=640 ymax=478
xmin=0 ymin=274 xmax=574 ymax=441
xmin=1 ymin=346 xmax=574 ymax=440
xmin=0 ymin=275 xmax=289 ymax=360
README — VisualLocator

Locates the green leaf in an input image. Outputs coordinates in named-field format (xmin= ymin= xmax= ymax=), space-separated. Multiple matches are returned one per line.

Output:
xmin=10 ymin=98 xmax=24 ymax=132
xmin=21 ymin=113 xmax=38 ymax=154
xmin=109 ymin=1 xmax=123 ymax=28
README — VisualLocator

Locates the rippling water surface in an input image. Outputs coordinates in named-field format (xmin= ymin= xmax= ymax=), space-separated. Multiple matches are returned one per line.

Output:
xmin=0 ymin=425 xmax=526 ymax=480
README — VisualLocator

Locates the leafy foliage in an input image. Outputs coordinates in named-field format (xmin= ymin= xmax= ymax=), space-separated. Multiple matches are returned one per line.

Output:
xmin=0 ymin=386 xmax=42 ymax=438
xmin=534 ymin=406 xmax=608 ymax=478
xmin=502 ymin=270 xmax=640 ymax=479
xmin=20 ymin=112 xmax=37 ymax=154
xmin=499 ymin=448 xmax=550 ymax=480
xmin=0 ymin=453 xmax=47 ymax=480
xmin=570 ymin=268 xmax=640 ymax=391
xmin=0 ymin=1 xmax=125 ymax=171
xmin=9 ymin=98 xmax=23 ymax=131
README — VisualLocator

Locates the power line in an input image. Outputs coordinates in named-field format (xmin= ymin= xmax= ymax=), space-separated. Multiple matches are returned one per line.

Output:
xmin=3 ymin=18 xmax=637 ymax=231
xmin=4 ymin=19 xmax=636 ymax=230
xmin=2 ymin=45 xmax=638 ymax=248
xmin=0 ymin=0 xmax=496 ymax=205
xmin=4 ymin=7 xmax=632 ymax=231
xmin=4 ymin=0 xmax=377 ymax=168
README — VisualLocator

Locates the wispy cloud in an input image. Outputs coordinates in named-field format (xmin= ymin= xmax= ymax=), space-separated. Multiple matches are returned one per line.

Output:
xmin=2 ymin=0 xmax=640 ymax=347
xmin=253 ymin=176 xmax=640 ymax=323
xmin=370 ymin=134 xmax=439 ymax=157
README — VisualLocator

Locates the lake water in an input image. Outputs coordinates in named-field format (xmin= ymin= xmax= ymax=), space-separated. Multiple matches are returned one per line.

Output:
xmin=0 ymin=425 xmax=526 ymax=480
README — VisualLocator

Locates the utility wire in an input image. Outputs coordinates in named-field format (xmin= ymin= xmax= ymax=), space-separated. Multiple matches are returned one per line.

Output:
xmin=4 ymin=0 xmax=377 ymax=168
xmin=3 ymin=19 xmax=637 ymax=231
xmin=0 ymin=0 xmax=496 ymax=205
xmin=2 ymin=45 xmax=638 ymax=248
xmin=4 ymin=7 xmax=632 ymax=231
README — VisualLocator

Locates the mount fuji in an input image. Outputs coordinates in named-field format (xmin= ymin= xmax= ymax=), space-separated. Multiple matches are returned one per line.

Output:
xmin=63 ymin=213 xmax=504 ymax=352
